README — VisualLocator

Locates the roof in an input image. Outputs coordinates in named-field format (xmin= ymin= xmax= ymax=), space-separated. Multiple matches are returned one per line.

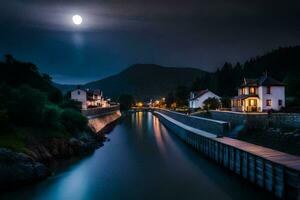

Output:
xmin=189 ymin=89 xmax=219 ymax=101
xmin=232 ymin=94 xmax=259 ymax=100
xmin=73 ymin=88 xmax=102 ymax=96
xmin=240 ymin=74 xmax=284 ymax=87
xmin=258 ymin=75 xmax=285 ymax=86
xmin=190 ymin=89 xmax=209 ymax=100
xmin=241 ymin=78 xmax=259 ymax=87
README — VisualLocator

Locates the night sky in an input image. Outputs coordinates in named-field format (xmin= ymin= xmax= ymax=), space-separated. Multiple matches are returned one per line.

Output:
xmin=0 ymin=0 xmax=299 ymax=84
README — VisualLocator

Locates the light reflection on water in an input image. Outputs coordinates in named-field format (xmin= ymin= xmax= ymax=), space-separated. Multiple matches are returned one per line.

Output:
xmin=1 ymin=112 xmax=275 ymax=200
xmin=152 ymin=115 xmax=168 ymax=156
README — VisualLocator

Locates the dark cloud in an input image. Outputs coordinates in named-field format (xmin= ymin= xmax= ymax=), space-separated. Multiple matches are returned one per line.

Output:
xmin=0 ymin=0 xmax=299 ymax=84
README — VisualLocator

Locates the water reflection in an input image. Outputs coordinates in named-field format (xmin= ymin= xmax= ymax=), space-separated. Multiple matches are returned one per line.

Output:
xmin=137 ymin=111 xmax=143 ymax=130
xmin=152 ymin=115 xmax=167 ymax=155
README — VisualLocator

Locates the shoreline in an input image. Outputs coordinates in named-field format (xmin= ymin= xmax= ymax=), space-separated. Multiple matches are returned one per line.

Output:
xmin=0 ymin=111 xmax=121 ymax=192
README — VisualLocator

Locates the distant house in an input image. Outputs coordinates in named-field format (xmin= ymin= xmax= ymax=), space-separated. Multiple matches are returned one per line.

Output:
xmin=189 ymin=89 xmax=220 ymax=109
xmin=71 ymin=88 xmax=108 ymax=109
xmin=231 ymin=74 xmax=285 ymax=112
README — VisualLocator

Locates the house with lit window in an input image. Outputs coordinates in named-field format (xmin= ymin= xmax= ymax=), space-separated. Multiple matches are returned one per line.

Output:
xmin=71 ymin=88 xmax=108 ymax=109
xmin=231 ymin=74 xmax=285 ymax=112
xmin=189 ymin=89 xmax=220 ymax=109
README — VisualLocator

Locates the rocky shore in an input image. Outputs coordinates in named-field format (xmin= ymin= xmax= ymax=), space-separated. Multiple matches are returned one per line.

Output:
xmin=0 ymin=131 xmax=105 ymax=191
xmin=0 ymin=113 xmax=121 ymax=191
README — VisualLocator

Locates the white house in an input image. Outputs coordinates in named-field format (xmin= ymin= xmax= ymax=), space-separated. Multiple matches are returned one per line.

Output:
xmin=231 ymin=74 xmax=285 ymax=112
xmin=71 ymin=88 xmax=107 ymax=109
xmin=189 ymin=89 xmax=220 ymax=109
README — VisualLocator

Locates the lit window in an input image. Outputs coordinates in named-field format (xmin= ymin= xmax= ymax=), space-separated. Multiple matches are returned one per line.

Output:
xmin=278 ymin=99 xmax=283 ymax=106
xmin=242 ymin=88 xmax=246 ymax=94
xmin=266 ymin=99 xmax=272 ymax=106
xmin=249 ymin=99 xmax=257 ymax=106
xmin=250 ymin=87 xmax=255 ymax=94
xmin=267 ymin=86 xmax=271 ymax=94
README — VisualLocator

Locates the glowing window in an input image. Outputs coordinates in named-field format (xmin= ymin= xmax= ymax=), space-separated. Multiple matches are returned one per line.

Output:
xmin=249 ymin=99 xmax=257 ymax=106
xmin=242 ymin=88 xmax=246 ymax=94
xmin=250 ymin=87 xmax=255 ymax=94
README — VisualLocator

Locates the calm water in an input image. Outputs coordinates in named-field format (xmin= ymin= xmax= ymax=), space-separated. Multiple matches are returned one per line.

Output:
xmin=2 ymin=112 xmax=274 ymax=200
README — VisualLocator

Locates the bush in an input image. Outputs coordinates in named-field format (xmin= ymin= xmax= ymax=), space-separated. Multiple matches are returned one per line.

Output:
xmin=0 ymin=109 xmax=9 ymax=130
xmin=8 ymin=85 xmax=47 ymax=126
xmin=59 ymin=99 xmax=82 ymax=110
xmin=61 ymin=109 xmax=88 ymax=134
xmin=43 ymin=104 xmax=62 ymax=130
xmin=175 ymin=85 xmax=189 ymax=107
xmin=203 ymin=97 xmax=221 ymax=110
xmin=48 ymin=89 xmax=63 ymax=104
xmin=221 ymin=97 xmax=231 ymax=108
xmin=118 ymin=94 xmax=135 ymax=110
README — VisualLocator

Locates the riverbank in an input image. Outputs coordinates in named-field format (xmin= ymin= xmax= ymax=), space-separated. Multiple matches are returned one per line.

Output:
xmin=0 ymin=111 xmax=121 ymax=191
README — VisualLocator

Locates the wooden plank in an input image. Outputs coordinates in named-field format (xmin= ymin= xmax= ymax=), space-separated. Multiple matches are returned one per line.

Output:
xmin=214 ymin=137 xmax=300 ymax=171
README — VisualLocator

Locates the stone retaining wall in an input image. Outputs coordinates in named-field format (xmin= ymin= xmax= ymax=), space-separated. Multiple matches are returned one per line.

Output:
xmin=88 ymin=111 xmax=121 ymax=133
xmin=207 ymin=110 xmax=300 ymax=129
xmin=81 ymin=105 xmax=120 ymax=118
xmin=271 ymin=113 xmax=300 ymax=128
xmin=208 ymin=110 xmax=269 ymax=129
xmin=156 ymin=109 xmax=230 ymax=135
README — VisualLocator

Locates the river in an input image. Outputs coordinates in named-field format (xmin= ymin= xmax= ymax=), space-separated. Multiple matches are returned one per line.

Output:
xmin=1 ymin=112 xmax=274 ymax=200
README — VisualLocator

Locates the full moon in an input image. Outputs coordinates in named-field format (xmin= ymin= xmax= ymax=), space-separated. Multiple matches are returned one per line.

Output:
xmin=72 ymin=15 xmax=82 ymax=25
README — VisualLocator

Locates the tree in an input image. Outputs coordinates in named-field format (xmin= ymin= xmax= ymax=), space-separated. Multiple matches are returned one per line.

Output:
xmin=175 ymin=85 xmax=189 ymax=107
xmin=217 ymin=62 xmax=236 ymax=97
xmin=284 ymin=69 xmax=300 ymax=107
xmin=43 ymin=104 xmax=62 ymax=130
xmin=191 ymin=77 xmax=202 ymax=92
xmin=118 ymin=94 xmax=135 ymax=110
xmin=59 ymin=98 xmax=82 ymax=110
xmin=8 ymin=85 xmax=47 ymax=126
xmin=4 ymin=54 xmax=15 ymax=64
xmin=42 ymin=74 xmax=52 ymax=83
xmin=0 ymin=109 xmax=9 ymax=131
xmin=191 ymin=74 xmax=212 ymax=92
xmin=221 ymin=97 xmax=231 ymax=108
xmin=165 ymin=92 xmax=175 ymax=108
xmin=61 ymin=109 xmax=88 ymax=134
xmin=203 ymin=97 xmax=221 ymax=110
xmin=0 ymin=55 xmax=62 ymax=104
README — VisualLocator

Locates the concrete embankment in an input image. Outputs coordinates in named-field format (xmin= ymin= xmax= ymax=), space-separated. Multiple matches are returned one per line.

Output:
xmin=0 ymin=110 xmax=121 ymax=191
xmin=154 ymin=110 xmax=300 ymax=200
xmin=202 ymin=110 xmax=300 ymax=130
xmin=88 ymin=110 xmax=121 ymax=133
xmin=157 ymin=109 xmax=230 ymax=136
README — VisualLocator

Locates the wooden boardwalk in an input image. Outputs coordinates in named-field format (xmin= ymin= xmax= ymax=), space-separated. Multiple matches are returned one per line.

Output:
xmin=215 ymin=137 xmax=300 ymax=171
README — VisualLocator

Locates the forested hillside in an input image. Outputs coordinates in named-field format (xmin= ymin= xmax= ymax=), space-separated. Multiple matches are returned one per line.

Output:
xmin=0 ymin=55 xmax=88 ymax=152
xmin=191 ymin=46 xmax=300 ymax=105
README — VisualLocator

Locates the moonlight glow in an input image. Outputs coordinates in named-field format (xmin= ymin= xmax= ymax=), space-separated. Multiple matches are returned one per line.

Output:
xmin=72 ymin=15 xmax=82 ymax=25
